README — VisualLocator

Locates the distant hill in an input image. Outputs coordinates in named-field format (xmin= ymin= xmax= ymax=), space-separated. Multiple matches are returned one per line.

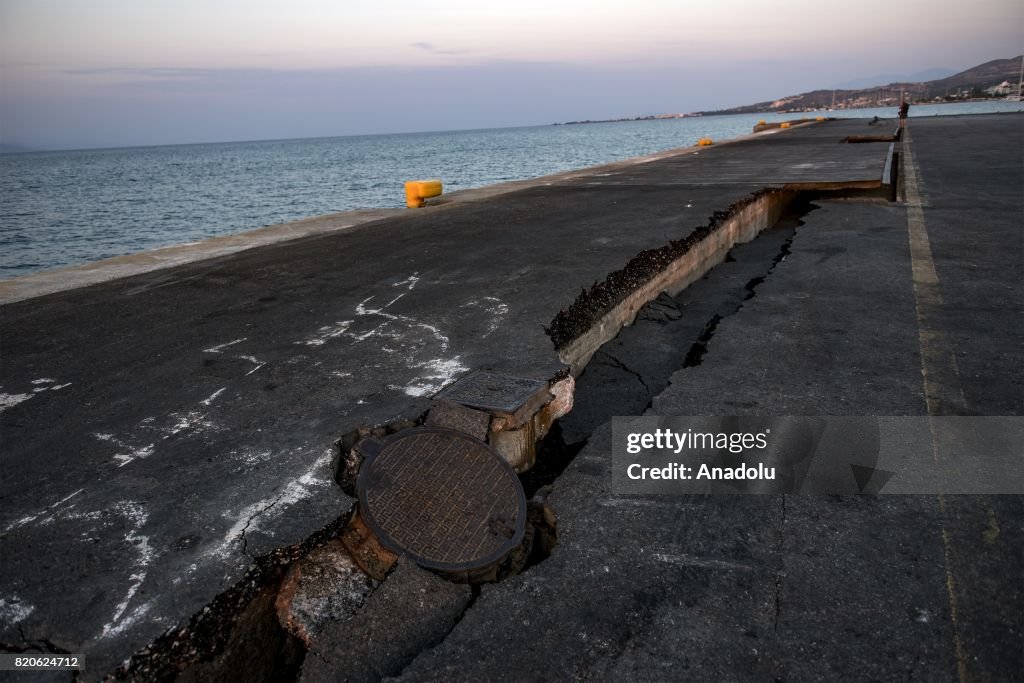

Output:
xmin=834 ymin=67 xmax=956 ymax=90
xmin=927 ymin=57 xmax=1022 ymax=91
xmin=698 ymin=56 xmax=1023 ymax=115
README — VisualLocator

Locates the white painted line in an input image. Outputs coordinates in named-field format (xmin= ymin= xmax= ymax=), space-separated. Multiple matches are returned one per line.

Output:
xmin=200 ymin=387 xmax=227 ymax=406
xmin=394 ymin=273 xmax=421 ymax=290
xmin=0 ymin=392 xmax=33 ymax=413
xmin=0 ymin=597 xmax=35 ymax=624
xmin=203 ymin=338 xmax=247 ymax=354
xmin=393 ymin=357 xmax=469 ymax=397
xmin=100 ymin=501 xmax=155 ymax=639
xmin=298 ymin=321 xmax=353 ymax=346
xmin=3 ymin=488 xmax=85 ymax=532
xmin=212 ymin=449 xmax=334 ymax=560
xmin=95 ymin=432 xmax=157 ymax=467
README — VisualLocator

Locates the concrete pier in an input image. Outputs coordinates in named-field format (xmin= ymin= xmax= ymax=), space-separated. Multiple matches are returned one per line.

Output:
xmin=1 ymin=114 xmax=1020 ymax=681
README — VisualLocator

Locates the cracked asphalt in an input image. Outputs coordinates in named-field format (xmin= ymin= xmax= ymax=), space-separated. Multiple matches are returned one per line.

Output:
xmin=1 ymin=114 xmax=1020 ymax=680
xmin=393 ymin=114 xmax=1023 ymax=682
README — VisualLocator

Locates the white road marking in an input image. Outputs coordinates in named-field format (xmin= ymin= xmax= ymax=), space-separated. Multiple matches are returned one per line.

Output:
xmin=203 ymin=338 xmax=247 ymax=353
xmin=200 ymin=387 xmax=227 ymax=406
xmin=3 ymin=488 xmax=85 ymax=532
xmin=392 ymin=357 xmax=468 ymax=397
xmin=100 ymin=501 xmax=155 ymax=639
xmin=212 ymin=450 xmax=334 ymax=560
xmin=164 ymin=410 xmax=216 ymax=438
xmin=394 ymin=273 xmax=421 ymax=290
xmin=299 ymin=321 xmax=353 ymax=346
xmin=461 ymin=296 xmax=509 ymax=336
xmin=0 ymin=597 xmax=35 ymax=624
xmin=0 ymin=392 xmax=33 ymax=412
xmin=95 ymin=433 xmax=157 ymax=467
xmin=292 ymin=273 xmax=507 ymax=400
xmin=2 ymin=380 xmax=71 ymax=411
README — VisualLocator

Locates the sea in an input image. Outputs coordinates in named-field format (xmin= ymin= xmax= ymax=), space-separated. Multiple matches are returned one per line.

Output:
xmin=2 ymin=100 xmax=1021 ymax=280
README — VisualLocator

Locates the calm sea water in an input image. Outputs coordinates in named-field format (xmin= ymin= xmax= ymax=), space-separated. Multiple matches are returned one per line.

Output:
xmin=1 ymin=100 xmax=1020 ymax=280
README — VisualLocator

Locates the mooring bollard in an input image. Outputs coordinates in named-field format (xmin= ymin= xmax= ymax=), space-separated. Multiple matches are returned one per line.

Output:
xmin=404 ymin=179 xmax=443 ymax=208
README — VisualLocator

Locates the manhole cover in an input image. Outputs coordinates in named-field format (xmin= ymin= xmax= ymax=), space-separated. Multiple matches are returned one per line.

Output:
xmin=434 ymin=370 xmax=547 ymax=414
xmin=356 ymin=427 xmax=526 ymax=575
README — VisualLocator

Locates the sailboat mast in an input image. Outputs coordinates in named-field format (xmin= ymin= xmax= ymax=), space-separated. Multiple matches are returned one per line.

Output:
xmin=1018 ymin=54 xmax=1023 ymax=98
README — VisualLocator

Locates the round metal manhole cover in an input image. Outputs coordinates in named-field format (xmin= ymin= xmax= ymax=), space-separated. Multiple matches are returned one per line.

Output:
xmin=356 ymin=427 xmax=526 ymax=573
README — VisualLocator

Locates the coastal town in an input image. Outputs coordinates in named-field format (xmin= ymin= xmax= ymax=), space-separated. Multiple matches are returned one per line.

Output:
xmin=559 ymin=54 xmax=1023 ymax=123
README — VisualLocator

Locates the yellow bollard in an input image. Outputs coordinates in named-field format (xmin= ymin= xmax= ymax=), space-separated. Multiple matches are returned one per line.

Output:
xmin=780 ymin=122 xmax=791 ymax=129
xmin=697 ymin=137 xmax=714 ymax=146
xmin=815 ymin=116 xmax=825 ymax=121
xmin=758 ymin=119 xmax=766 ymax=125
xmin=404 ymin=179 xmax=443 ymax=208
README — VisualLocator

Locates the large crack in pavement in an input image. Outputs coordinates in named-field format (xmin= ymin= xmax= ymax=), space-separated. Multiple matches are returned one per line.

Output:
xmin=104 ymin=188 xmax=880 ymax=683
xmin=681 ymin=203 xmax=804 ymax=370
xmin=557 ymin=196 xmax=817 ymax=449
xmin=545 ymin=188 xmax=787 ymax=351
xmin=110 ymin=511 xmax=353 ymax=681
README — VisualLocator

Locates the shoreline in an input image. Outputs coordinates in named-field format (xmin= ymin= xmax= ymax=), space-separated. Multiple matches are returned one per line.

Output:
xmin=563 ymin=98 xmax=1024 ymax=125
xmin=0 ymin=122 xmax=805 ymax=306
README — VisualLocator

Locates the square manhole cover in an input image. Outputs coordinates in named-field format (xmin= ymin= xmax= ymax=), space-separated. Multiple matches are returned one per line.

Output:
xmin=434 ymin=370 xmax=548 ymax=414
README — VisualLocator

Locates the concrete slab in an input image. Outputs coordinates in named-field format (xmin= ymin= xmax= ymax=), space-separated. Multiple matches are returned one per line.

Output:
xmin=300 ymin=559 xmax=472 ymax=683
xmin=595 ymin=118 xmax=896 ymax=189
xmin=653 ymin=200 xmax=926 ymax=416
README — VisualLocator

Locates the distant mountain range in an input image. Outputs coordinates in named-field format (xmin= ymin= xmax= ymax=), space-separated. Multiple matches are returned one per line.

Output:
xmin=697 ymin=56 xmax=1024 ymax=115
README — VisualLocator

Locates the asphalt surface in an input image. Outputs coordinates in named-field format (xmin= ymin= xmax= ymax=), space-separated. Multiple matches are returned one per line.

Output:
xmin=1 ymin=114 xmax=1020 ymax=680
xmin=393 ymin=115 xmax=1023 ymax=681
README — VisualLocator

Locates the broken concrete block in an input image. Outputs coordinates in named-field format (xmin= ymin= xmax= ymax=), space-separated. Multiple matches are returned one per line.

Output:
xmin=275 ymin=539 xmax=376 ymax=646
xmin=489 ymin=376 xmax=576 ymax=473
xmin=425 ymin=399 xmax=491 ymax=441
xmin=335 ymin=418 xmax=423 ymax=495
xmin=537 ymin=376 xmax=575 ymax=436
xmin=490 ymin=420 xmax=537 ymax=473
xmin=334 ymin=425 xmax=375 ymax=495
xmin=340 ymin=512 xmax=399 ymax=582
xmin=300 ymin=559 xmax=473 ymax=683
xmin=434 ymin=370 xmax=549 ymax=429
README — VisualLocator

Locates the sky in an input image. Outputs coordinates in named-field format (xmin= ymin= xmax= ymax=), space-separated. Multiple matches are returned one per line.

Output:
xmin=1 ymin=0 xmax=1020 ymax=150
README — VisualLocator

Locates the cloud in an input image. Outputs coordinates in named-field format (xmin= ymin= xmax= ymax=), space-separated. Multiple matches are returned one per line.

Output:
xmin=410 ymin=42 xmax=472 ymax=56
xmin=62 ymin=67 xmax=228 ymax=79
xmin=0 ymin=57 xmax=896 ymax=149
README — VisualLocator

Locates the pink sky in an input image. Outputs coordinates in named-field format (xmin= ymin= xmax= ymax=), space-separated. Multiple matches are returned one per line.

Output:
xmin=2 ymin=0 xmax=1021 ymax=148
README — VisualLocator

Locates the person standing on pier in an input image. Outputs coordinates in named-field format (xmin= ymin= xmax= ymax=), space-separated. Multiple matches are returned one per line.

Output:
xmin=899 ymin=99 xmax=910 ymax=128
